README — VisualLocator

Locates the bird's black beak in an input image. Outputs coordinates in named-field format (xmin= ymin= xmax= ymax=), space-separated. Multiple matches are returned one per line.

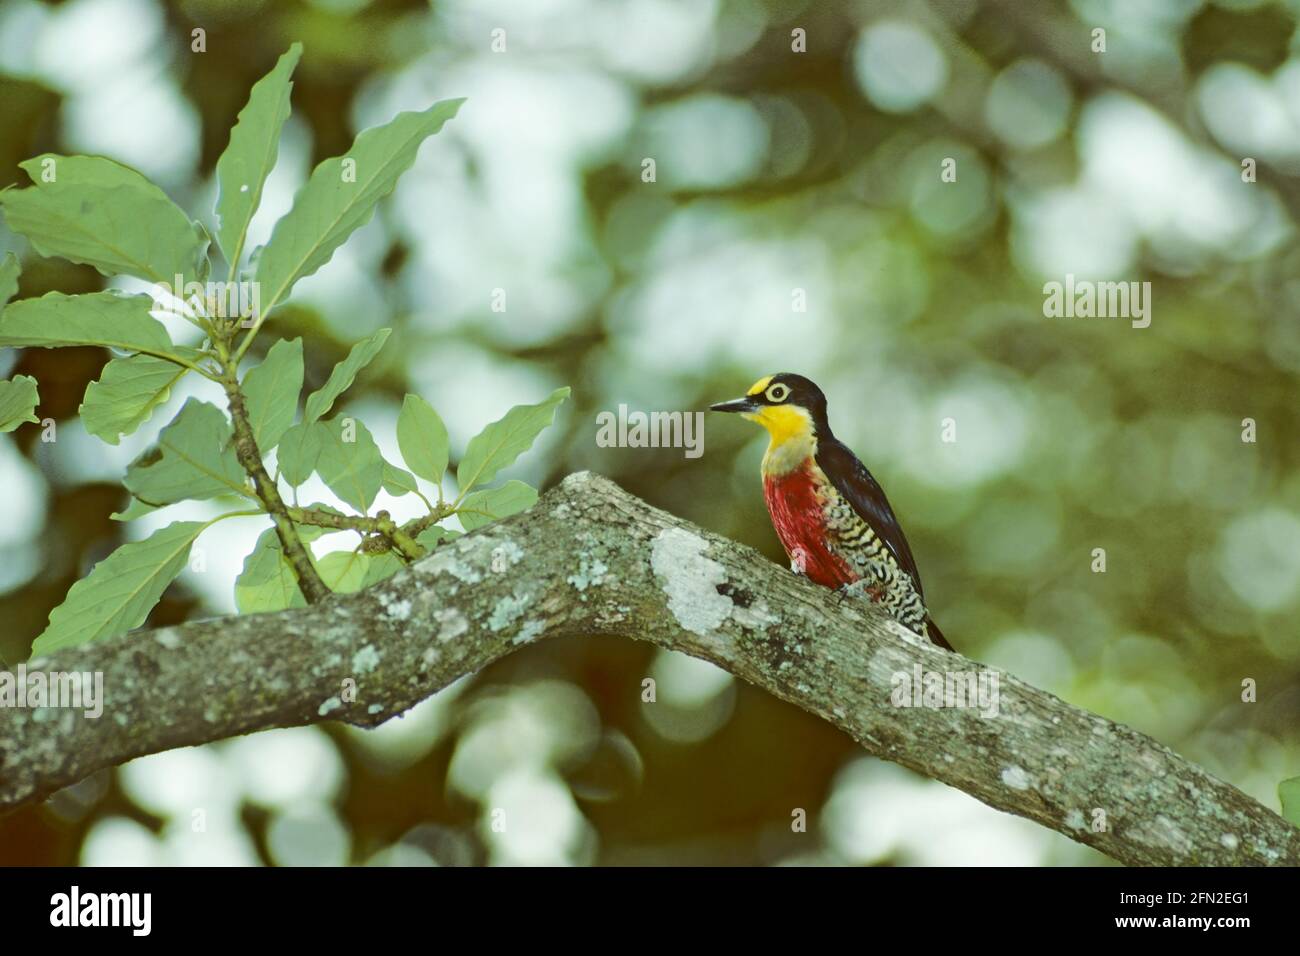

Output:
xmin=709 ymin=396 xmax=757 ymax=414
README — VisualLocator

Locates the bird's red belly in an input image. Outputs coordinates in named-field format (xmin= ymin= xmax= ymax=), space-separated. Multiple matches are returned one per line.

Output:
xmin=763 ymin=467 xmax=857 ymax=590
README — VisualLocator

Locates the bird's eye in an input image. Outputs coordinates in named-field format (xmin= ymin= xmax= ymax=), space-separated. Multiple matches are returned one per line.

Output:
xmin=766 ymin=383 xmax=790 ymax=403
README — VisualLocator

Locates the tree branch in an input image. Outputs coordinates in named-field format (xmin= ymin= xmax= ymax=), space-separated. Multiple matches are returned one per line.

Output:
xmin=287 ymin=505 xmax=424 ymax=561
xmin=219 ymin=363 xmax=330 ymax=603
xmin=1 ymin=473 xmax=1295 ymax=865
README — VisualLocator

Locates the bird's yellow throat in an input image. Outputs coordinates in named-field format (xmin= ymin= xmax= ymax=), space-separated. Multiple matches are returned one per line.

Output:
xmin=744 ymin=405 xmax=817 ymax=476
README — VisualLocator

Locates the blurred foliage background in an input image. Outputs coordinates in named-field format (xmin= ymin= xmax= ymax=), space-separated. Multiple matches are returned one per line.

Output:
xmin=1 ymin=0 xmax=1299 ymax=866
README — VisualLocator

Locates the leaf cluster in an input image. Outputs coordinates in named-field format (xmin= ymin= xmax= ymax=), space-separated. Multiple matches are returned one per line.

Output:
xmin=0 ymin=45 xmax=568 ymax=656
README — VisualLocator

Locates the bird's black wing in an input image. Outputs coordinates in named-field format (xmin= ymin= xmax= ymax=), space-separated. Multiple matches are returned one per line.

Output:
xmin=816 ymin=438 xmax=952 ymax=651
xmin=815 ymin=437 xmax=925 ymax=599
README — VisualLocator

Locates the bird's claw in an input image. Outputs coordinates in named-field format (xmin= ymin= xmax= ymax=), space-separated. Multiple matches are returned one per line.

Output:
xmin=836 ymin=580 xmax=875 ymax=603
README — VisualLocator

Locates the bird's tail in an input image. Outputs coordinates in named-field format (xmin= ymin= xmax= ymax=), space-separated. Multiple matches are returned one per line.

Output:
xmin=925 ymin=615 xmax=953 ymax=651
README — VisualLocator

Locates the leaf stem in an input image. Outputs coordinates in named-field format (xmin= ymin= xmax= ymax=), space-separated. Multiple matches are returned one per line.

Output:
xmin=204 ymin=508 xmax=265 ymax=527
xmin=140 ymin=347 xmax=220 ymax=382
xmin=412 ymin=488 xmax=435 ymax=512
xmin=230 ymin=286 xmax=282 ymax=366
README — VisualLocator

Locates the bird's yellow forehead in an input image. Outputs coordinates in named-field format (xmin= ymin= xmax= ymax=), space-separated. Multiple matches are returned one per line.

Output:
xmin=746 ymin=375 xmax=774 ymax=397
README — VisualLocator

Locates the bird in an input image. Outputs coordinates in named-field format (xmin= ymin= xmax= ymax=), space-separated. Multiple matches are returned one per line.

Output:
xmin=710 ymin=373 xmax=951 ymax=650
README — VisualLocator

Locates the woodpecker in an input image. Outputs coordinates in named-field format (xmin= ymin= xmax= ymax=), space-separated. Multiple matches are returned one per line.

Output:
xmin=711 ymin=373 xmax=951 ymax=651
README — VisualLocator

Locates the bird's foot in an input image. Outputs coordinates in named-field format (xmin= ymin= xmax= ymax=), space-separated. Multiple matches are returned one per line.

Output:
xmin=836 ymin=579 xmax=880 ymax=603
xmin=837 ymin=580 xmax=867 ymax=601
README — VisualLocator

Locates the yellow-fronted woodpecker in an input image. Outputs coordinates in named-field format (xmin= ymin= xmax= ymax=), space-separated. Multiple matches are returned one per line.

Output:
xmin=711 ymin=373 xmax=950 ymax=650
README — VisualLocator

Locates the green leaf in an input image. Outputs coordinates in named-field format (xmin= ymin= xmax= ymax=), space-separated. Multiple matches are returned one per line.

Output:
xmin=317 ymin=549 xmax=370 ymax=593
xmin=362 ymin=552 xmax=405 ymax=588
xmin=382 ymin=461 xmax=421 ymax=497
xmin=124 ymin=398 xmax=248 ymax=505
xmin=79 ymin=354 xmax=186 ymax=445
xmin=276 ymin=419 xmax=322 ymax=486
xmin=397 ymin=393 xmax=449 ymax=484
xmin=0 ymin=291 xmax=181 ymax=358
xmin=416 ymin=525 xmax=454 ymax=551
xmin=110 ymin=497 xmax=161 ymax=522
xmin=457 ymin=387 xmax=569 ymax=496
xmin=1281 ymin=777 xmax=1300 ymax=827
xmin=255 ymin=99 xmax=463 ymax=313
xmin=0 ymin=154 xmax=207 ymax=284
xmin=0 ymin=252 xmax=20 ymax=309
xmin=214 ymin=43 xmax=302 ymax=267
xmin=315 ymin=416 xmax=383 ymax=512
xmin=31 ymin=520 xmax=206 ymax=655
xmin=303 ymin=328 xmax=390 ymax=424
xmin=0 ymin=375 xmax=39 ymax=433
xmin=457 ymin=479 xmax=538 ymax=531
xmin=235 ymin=527 xmax=306 ymax=614
xmin=242 ymin=336 xmax=303 ymax=450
